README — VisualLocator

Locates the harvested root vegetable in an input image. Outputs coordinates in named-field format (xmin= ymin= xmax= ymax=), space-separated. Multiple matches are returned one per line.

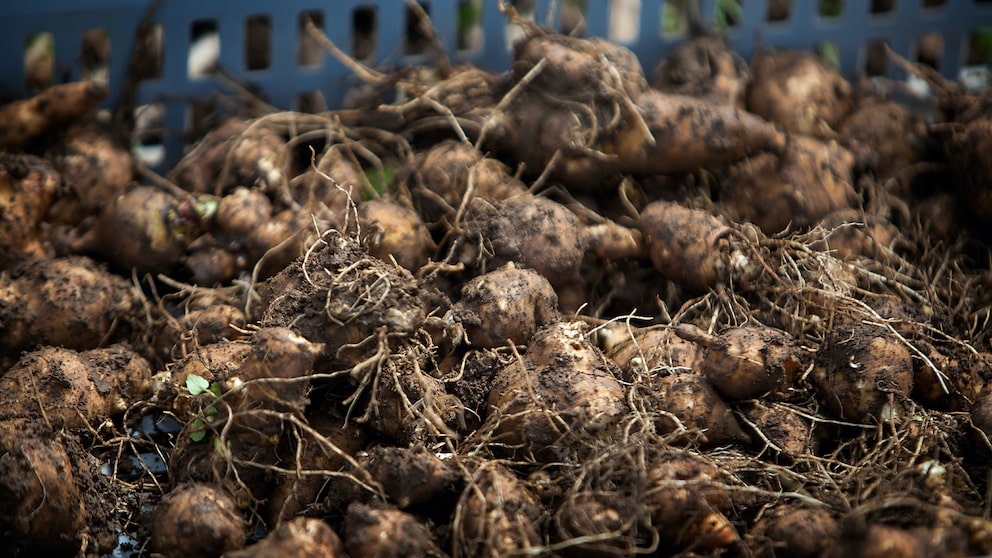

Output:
xmin=674 ymin=323 xmax=801 ymax=400
xmin=44 ymin=119 xmax=134 ymax=227
xmin=259 ymin=229 xmax=436 ymax=367
xmin=0 ymin=255 xmax=142 ymax=357
xmin=747 ymin=49 xmax=853 ymax=137
xmin=812 ymin=209 xmax=900 ymax=261
xmin=0 ymin=434 xmax=120 ymax=556
xmin=358 ymin=197 xmax=436 ymax=272
xmin=454 ymin=462 xmax=544 ymax=558
xmin=460 ymin=194 xmax=586 ymax=286
xmin=0 ymin=436 xmax=83 ymax=553
xmin=653 ymin=373 xmax=749 ymax=446
xmin=485 ymin=321 xmax=628 ymax=459
xmin=0 ymin=152 xmax=60 ymax=269
xmin=366 ymin=445 xmax=461 ymax=511
xmin=408 ymin=139 xmax=526 ymax=223
xmin=292 ymin=143 xmax=364 ymax=219
xmin=838 ymin=97 xmax=927 ymax=180
xmin=749 ymin=504 xmax=838 ymax=558
xmin=719 ymin=135 xmax=859 ymax=234
xmin=149 ymin=482 xmax=246 ymax=558
xmin=97 ymin=185 xmax=208 ymax=274
xmin=554 ymin=490 xmax=637 ymax=557
xmin=344 ymin=502 xmax=444 ymax=558
xmin=451 ymin=263 xmax=560 ymax=348
xmin=651 ymin=35 xmax=748 ymax=106
xmin=605 ymin=325 xmax=700 ymax=377
xmin=167 ymin=117 xmax=288 ymax=196
xmin=611 ymin=89 xmax=786 ymax=176
xmin=646 ymin=452 xmax=739 ymax=551
xmin=265 ymin=413 xmax=368 ymax=526
xmin=810 ymin=321 xmax=914 ymax=423
xmin=511 ymin=32 xmax=646 ymax=99
xmin=225 ymin=517 xmax=345 ymax=558
xmin=493 ymin=89 xmax=786 ymax=190
xmin=0 ymin=81 xmax=108 ymax=149
xmin=637 ymin=199 xmax=754 ymax=293
xmin=822 ymin=522 xmax=933 ymax=558
xmin=0 ymin=344 xmax=153 ymax=436
xmin=739 ymin=400 xmax=813 ymax=457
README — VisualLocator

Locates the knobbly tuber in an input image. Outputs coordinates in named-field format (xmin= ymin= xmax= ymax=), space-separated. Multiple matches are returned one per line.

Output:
xmin=167 ymin=117 xmax=288 ymax=197
xmin=749 ymin=504 xmax=838 ymax=558
xmin=149 ymin=482 xmax=246 ymax=558
xmin=0 ymin=434 xmax=120 ymax=556
xmin=485 ymin=321 xmax=628 ymax=459
xmin=358 ymin=197 xmax=435 ymax=272
xmin=0 ymin=81 xmax=108 ymax=149
xmin=408 ymin=139 xmax=526 ymax=223
xmin=459 ymin=194 xmax=586 ymax=286
xmin=646 ymin=452 xmax=739 ymax=551
xmin=0 ymin=152 xmax=61 ymax=269
xmin=344 ymin=502 xmax=445 ymax=558
xmin=637 ymin=199 xmax=753 ymax=293
xmin=0 ymin=255 xmax=142 ymax=358
xmin=605 ymin=325 xmax=700 ymax=378
xmin=652 ymin=35 xmax=748 ymax=106
xmin=97 ymin=185 xmax=208 ymax=274
xmin=675 ymin=323 xmax=801 ymax=401
xmin=747 ymin=48 xmax=853 ymax=137
xmin=652 ymin=372 xmax=749 ymax=446
xmin=366 ymin=445 xmax=461 ymax=511
xmin=0 ymin=344 xmax=153 ymax=437
xmin=811 ymin=321 xmax=914 ymax=423
xmin=719 ymin=134 xmax=859 ymax=234
xmin=451 ymin=263 xmax=560 ymax=349
xmin=224 ymin=517 xmax=345 ymax=558
xmin=454 ymin=461 xmax=543 ymax=558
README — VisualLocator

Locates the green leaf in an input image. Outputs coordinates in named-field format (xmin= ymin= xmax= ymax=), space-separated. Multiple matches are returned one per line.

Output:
xmin=209 ymin=382 xmax=222 ymax=397
xmin=206 ymin=405 xmax=218 ymax=416
xmin=186 ymin=374 xmax=210 ymax=396
xmin=189 ymin=418 xmax=206 ymax=442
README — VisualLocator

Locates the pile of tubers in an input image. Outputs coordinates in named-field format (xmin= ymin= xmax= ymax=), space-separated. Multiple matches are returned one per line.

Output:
xmin=3 ymin=5 xmax=992 ymax=558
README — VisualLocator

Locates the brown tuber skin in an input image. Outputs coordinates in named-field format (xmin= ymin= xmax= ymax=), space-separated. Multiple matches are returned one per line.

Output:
xmin=811 ymin=321 xmax=914 ymax=423
xmin=358 ymin=198 xmax=436 ymax=272
xmin=606 ymin=326 xmax=701 ymax=378
xmin=750 ymin=504 xmax=838 ymax=558
xmin=0 ymin=255 xmax=142 ymax=358
xmin=0 ymin=152 xmax=61 ymax=269
xmin=675 ymin=323 xmax=802 ymax=400
xmin=0 ymin=81 xmax=108 ymax=149
xmin=719 ymin=135 xmax=860 ymax=234
xmin=409 ymin=139 xmax=526 ymax=223
xmin=652 ymin=36 xmax=748 ymax=106
xmin=149 ymin=483 xmax=246 ymax=558
xmin=653 ymin=373 xmax=749 ymax=446
xmin=646 ymin=452 xmax=739 ymax=551
xmin=344 ymin=502 xmax=445 ymax=558
xmin=456 ymin=462 xmax=544 ymax=558
xmin=224 ymin=517 xmax=345 ymax=558
xmin=0 ymin=344 xmax=153 ymax=437
xmin=637 ymin=200 xmax=753 ymax=293
xmin=747 ymin=49 xmax=853 ymax=137
xmin=452 ymin=263 xmax=560 ymax=348
xmin=485 ymin=321 xmax=629 ymax=460
xmin=98 ymin=185 xmax=207 ymax=274
xmin=460 ymin=194 xmax=586 ymax=287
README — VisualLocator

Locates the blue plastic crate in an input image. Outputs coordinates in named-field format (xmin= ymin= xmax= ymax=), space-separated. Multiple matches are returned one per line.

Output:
xmin=2 ymin=0 xmax=992 ymax=169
